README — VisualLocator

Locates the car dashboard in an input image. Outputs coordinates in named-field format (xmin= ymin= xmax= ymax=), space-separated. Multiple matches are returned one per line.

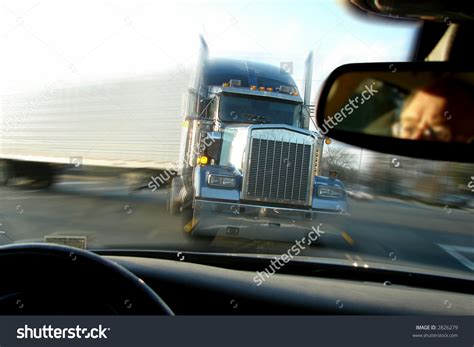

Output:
xmin=107 ymin=255 xmax=473 ymax=315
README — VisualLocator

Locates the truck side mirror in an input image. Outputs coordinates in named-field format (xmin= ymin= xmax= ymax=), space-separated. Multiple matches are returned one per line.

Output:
xmin=301 ymin=105 xmax=311 ymax=129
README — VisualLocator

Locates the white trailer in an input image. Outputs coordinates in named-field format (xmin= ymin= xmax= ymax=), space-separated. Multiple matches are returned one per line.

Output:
xmin=0 ymin=69 xmax=194 ymax=176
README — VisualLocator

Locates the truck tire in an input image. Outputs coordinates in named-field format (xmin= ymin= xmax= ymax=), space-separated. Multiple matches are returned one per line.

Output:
xmin=167 ymin=177 xmax=183 ymax=215
xmin=0 ymin=160 xmax=12 ymax=186
xmin=35 ymin=163 xmax=55 ymax=188
xmin=181 ymin=204 xmax=213 ymax=246
xmin=180 ymin=184 xmax=198 ymax=238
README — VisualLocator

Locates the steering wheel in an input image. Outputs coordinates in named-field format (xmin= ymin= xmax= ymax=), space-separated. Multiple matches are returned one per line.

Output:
xmin=0 ymin=243 xmax=174 ymax=315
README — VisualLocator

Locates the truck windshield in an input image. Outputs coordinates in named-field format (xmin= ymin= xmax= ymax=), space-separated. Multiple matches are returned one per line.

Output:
xmin=218 ymin=94 xmax=302 ymax=126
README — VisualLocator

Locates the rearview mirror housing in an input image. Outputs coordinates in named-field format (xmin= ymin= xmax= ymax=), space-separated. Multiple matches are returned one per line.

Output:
xmin=316 ymin=62 xmax=473 ymax=163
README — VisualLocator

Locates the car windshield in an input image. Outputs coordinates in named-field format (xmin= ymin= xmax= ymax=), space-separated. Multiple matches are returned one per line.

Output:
xmin=219 ymin=94 xmax=301 ymax=126
xmin=1 ymin=0 xmax=472 ymax=280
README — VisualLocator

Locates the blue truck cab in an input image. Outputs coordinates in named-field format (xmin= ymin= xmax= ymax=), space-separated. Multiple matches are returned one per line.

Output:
xmin=170 ymin=41 xmax=348 ymax=241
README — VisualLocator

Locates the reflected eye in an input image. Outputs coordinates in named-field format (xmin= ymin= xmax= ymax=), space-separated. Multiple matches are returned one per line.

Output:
xmin=401 ymin=125 xmax=417 ymax=137
xmin=424 ymin=126 xmax=452 ymax=142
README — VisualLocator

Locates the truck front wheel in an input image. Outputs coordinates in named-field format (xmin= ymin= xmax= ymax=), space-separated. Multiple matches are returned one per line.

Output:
xmin=167 ymin=177 xmax=183 ymax=215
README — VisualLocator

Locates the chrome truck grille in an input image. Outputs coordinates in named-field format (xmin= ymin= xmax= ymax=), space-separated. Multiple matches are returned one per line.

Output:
xmin=243 ymin=128 xmax=315 ymax=206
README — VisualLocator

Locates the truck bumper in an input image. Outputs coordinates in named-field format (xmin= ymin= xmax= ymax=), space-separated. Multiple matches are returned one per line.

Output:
xmin=189 ymin=199 xmax=345 ymax=242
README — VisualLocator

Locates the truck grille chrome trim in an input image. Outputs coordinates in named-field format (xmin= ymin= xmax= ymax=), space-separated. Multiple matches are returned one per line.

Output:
xmin=243 ymin=128 xmax=314 ymax=206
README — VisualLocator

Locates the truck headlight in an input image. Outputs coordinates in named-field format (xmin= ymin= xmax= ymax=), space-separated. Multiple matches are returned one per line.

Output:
xmin=207 ymin=174 xmax=236 ymax=188
xmin=317 ymin=186 xmax=343 ymax=198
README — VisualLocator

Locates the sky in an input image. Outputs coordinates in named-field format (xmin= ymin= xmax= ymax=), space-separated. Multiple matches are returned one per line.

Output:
xmin=0 ymin=0 xmax=422 ymax=172
xmin=0 ymin=0 xmax=420 ymax=97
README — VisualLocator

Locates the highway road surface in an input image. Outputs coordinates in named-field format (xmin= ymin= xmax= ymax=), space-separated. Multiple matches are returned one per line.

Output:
xmin=1 ymin=169 xmax=473 ymax=277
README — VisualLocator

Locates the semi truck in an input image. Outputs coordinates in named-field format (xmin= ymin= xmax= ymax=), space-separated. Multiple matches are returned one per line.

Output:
xmin=0 ymin=37 xmax=348 ymax=240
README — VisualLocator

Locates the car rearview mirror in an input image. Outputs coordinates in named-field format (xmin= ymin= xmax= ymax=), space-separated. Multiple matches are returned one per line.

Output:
xmin=316 ymin=62 xmax=474 ymax=163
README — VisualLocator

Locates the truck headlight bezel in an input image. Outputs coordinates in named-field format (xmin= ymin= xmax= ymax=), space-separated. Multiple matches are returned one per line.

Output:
xmin=207 ymin=174 xmax=236 ymax=188
xmin=317 ymin=186 xmax=344 ymax=199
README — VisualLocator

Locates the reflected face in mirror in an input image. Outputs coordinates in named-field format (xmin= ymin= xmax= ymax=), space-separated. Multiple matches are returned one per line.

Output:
xmin=395 ymin=80 xmax=473 ymax=142
xmin=322 ymin=71 xmax=474 ymax=144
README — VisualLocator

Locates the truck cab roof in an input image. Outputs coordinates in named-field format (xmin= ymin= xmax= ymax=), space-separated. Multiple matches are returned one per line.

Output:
xmin=203 ymin=58 xmax=299 ymax=92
